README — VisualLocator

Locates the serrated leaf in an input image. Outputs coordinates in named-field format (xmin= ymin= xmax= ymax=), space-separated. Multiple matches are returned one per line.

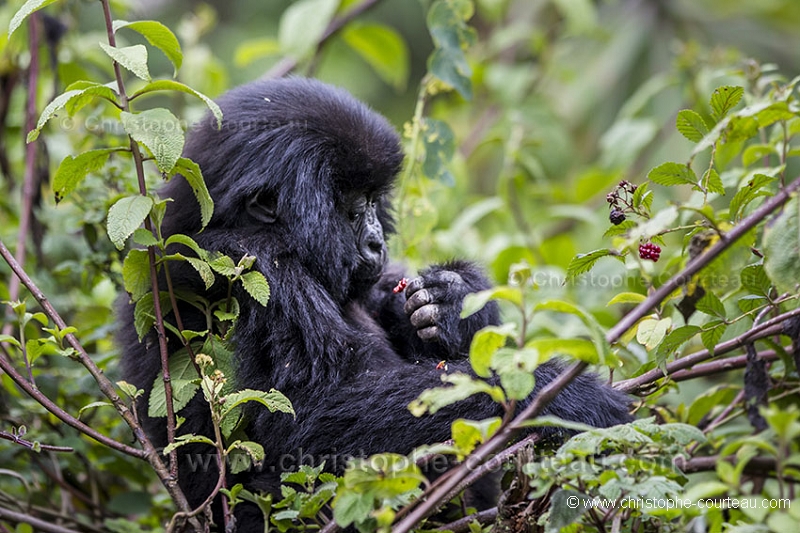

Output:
xmin=172 ymin=158 xmax=214 ymax=229
xmin=675 ymin=109 xmax=709 ymax=143
xmin=603 ymin=219 xmax=635 ymax=238
xmin=647 ymin=162 xmax=697 ymax=187
xmin=186 ymin=257 xmax=215 ymax=290
xmin=62 ymin=81 xmax=119 ymax=116
xmin=729 ymin=173 xmax=777 ymax=221
xmin=738 ymin=295 xmax=767 ymax=313
xmin=451 ymin=418 xmax=501 ymax=460
xmin=740 ymin=264 xmax=772 ymax=297
xmin=421 ymin=118 xmax=455 ymax=186
xmin=696 ymin=291 xmax=726 ymax=319
xmin=526 ymin=338 xmax=598 ymax=363
xmin=342 ymin=23 xmax=409 ymax=90
xmin=27 ymin=89 xmax=82 ymax=142
xmin=114 ymin=20 xmax=182 ymax=76
xmin=703 ymin=169 xmax=725 ymax=195
xmin=657 ymin=325 xmax=701 ymax=356
xmin=461 ymin=286 xmax=522 ymax=317
xmin=566 ymin=249 xmax=621 ymax=281
xmin=99 ymin=43 xmax=151 ymax=81
xmin=8 ymin=0 xmax=60 ymax=37
xmin=701 ymin=320 xmax=727 ymax=355
xmin=220 ymin=388 xmax=294 ymax=419
xmin=408 ymin=373 xmax=505 ymax=416
xmin=208 ymin=254 xmax=237 ymax=276
xmin=710 ymin=86 xmax=744 ymax=121
xmin=131 ymin=80 xmax=222 ymax=128
xmin=240 ymin=271 xmax=270 ymax=307
xmin=121 ymin=109 xmax=184 ymax=173
xmin=148 ymin=349 xmax=201 ymax=418
xmin=278 ymin=0 xmax=340 ymax=59
xmin=123 ymin=249 xmax=152 ymax=303
xmin=53 ymin=149 xmax=118 ymax=203
xmin=108 ymin=195 xmax=154 ymax=250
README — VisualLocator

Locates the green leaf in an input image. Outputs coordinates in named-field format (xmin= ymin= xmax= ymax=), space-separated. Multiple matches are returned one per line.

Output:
xmin=606 ymin=292 xmax=646 ymax=306
xmin=120 ymin=109 xmax=184 ymax=173
xmin=26 ymin=89 xmax=82 ymax=142
xmin=526 ymin=338 xmax=598 ymax=363
xmin=172 ymin=158 xmax=214 ymax=230
xmin=208 ymin=254 xmax=237 ymax=277
xmin=566 ymin=249 xmax=621 ymax=281
xmin=240 ymin=271 xmax=270 ymax=307
xmin=278 ymin=0 xmax=340 ymax=59
xmin=535 ymin=300 xmax=612 ymax=364
xmin=131 ymin=80 xmax=222 ymax=128
xmin=742 ymin=144 xmax=777 ymax=167
xmin=163 ymin=434 xmax=215 ymax=454
xmin=461 ymin=286 xmax=522 ymax=317
xmin=108 ymin=195 xmax=154 ymax=250
xmin=421 ymin=118 xmax=456 ymax=186
xmin=123 ymin=249 xmax=152 ymax=303
xmin=333 ymin=491 xmax=374 ymax=528
xmin=426 ymin=0 xmax=476 ymax=99
xmin=451 ymin=418 xmax=501 ymax=460
xmin=99 ymin=43 xmax=151 ymax=81
xmin=233 ymin=38 xmax=281 ymax=67
xmin=469 ymin=324 xmax=515 ymax=378
xmin=702 ymin=168 xmax=725 ymax=195
xmin=675 ymin=109 xmax=709 ymax=143
xmin=148 ymin=349 xmax=201 ymax=417
xmin=636 ymin=317 xmax=671 ymax=351
xmin=764 ymin=197 xmax=800 ymax=293
xmin=709 ymin=85 xmax=744 ymax=121
xmin=185 ymin=257 xmax=215 ymax=290
xmin=8 ymin=0 xmax=60 ymax=38
xmin=656 ymin=325 xmax=701 ymax=357
xmin=740 ymin=264 xmax=772 ymax=297
xmin=53 ymin=149 xmax=118 ymax=203
xmin=78 ymin=401 xmax=113 ymax=419
xmin=114 ymin=20 xmax=183 ymax=76
xmin=342 ymin=23 xmax=409 ymax=90
xmin=696 ymin=291 xmax=726 ymax=319
xmin=220 ymin=389 xmax=294 ymax=419
xmin=549 ymin=490 xmax=589 ymax=530
xmin=729 ymin=173 xmax=777 ymax=221
xmin=408 ymin=373 xmax=504 ymax=416
xmin=700 ymin=320 xmax=727 ymax=355
xmin=132 ymin=228 xmax=159 ymax=247
xmin=647 ymin=162 xmax=697 ymax=187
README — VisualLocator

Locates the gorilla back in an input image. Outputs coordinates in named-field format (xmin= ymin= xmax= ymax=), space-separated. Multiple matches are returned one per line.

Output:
xmin=118 ymin=77 xmax=632 ymax=530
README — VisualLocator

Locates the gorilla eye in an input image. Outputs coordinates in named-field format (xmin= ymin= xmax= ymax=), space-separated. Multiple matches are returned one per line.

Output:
xmin=247 ymin=190 xmax=278 ymax=224
xmin=349 ymin=196 xmax=369 ymax=222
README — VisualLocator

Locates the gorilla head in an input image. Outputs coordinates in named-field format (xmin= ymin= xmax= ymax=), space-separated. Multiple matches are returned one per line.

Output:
xmin=161 ymin=78 xmax=401 ymax=302
xmin=120 ymin=77 xmax=632 ymax=532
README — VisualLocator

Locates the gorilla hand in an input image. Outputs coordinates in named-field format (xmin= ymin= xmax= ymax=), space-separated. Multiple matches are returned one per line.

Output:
xmin=403 ymin=262 xmax=499 ymax=358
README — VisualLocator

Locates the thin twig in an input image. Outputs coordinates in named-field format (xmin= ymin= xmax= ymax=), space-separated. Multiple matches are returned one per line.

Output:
xmin=0 ymin=506 xmax=81 ymax=533
xmin=436 ymin=507 xmax=498 ymax=532
xmin=0 ymin=430 xmax=73 ymax=453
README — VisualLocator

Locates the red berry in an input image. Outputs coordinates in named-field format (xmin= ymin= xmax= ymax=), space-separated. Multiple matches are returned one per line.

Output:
xmin=638 ymin=242 xmax=661 ymax=262
xmin=393 ymin=278 xmax=408 ymax=294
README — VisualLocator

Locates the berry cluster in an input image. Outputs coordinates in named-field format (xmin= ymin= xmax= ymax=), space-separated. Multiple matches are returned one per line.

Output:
xmin=606 ymin=180 xmax=639 ymax=225
xmin=638 ymin=242 xmax=662 ymax=262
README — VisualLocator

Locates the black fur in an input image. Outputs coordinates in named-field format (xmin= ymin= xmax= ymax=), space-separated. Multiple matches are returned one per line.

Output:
xmin=118 ymin=77 xmax=632 ymax=531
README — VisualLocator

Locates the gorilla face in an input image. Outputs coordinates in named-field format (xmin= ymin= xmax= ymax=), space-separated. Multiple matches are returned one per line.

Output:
xmin=346 ymin=192 xmax=388 ymax=296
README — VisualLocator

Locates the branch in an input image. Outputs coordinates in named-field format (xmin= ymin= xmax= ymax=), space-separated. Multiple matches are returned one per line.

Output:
xmin=0 ymin=430 xmax=74 ymax=453
xmin=263 ymin=0 xmax=382 ymax=79
xmin=436 ymin=507 xmax=498 ymax=533
xmin=616 ymin=306 xmax=800 ymax=395
xmin=392 ymin=176 xmax=800 ymax=532
xmin=0 ymin=506 xmax=81 ymax=533
xmin=670 ymin=349 xmax=781 ymax=383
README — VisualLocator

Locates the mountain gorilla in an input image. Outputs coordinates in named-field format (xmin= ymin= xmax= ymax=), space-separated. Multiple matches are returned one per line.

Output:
xmin=119 ymin=77 xmax=631 ymax=530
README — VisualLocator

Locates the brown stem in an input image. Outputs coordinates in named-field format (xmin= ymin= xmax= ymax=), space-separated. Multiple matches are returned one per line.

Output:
xmin=0 ymin=507 xmax=80 ymax=533
xmin=99 ymin=0 xmax=180 ymax=479
xmin=436 ymin=507 xmax=498 ymax=532
xmin=0 ymin=430 xmax=73 ymax=453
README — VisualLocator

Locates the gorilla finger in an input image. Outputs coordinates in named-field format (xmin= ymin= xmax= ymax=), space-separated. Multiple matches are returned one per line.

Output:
xmin=410 ymin=304 xmax=438 ymax=329
xmin=404 ymin=276 xmax=425 ymax=297
xmin=404 ymin=288 xmax=432 ymax=316
xmin=417 ymin=326 xmax=440 ymax=342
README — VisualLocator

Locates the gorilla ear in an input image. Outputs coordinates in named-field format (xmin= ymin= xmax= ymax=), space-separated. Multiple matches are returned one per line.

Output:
xmin=247 ymin=190 xmax=279 ymax=224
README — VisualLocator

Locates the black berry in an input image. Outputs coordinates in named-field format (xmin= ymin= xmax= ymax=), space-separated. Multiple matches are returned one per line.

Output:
xmin=639 ymin=242 xmax=662 ymax=262
xmin=609 ymin=208 xmax=626 ymax=225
